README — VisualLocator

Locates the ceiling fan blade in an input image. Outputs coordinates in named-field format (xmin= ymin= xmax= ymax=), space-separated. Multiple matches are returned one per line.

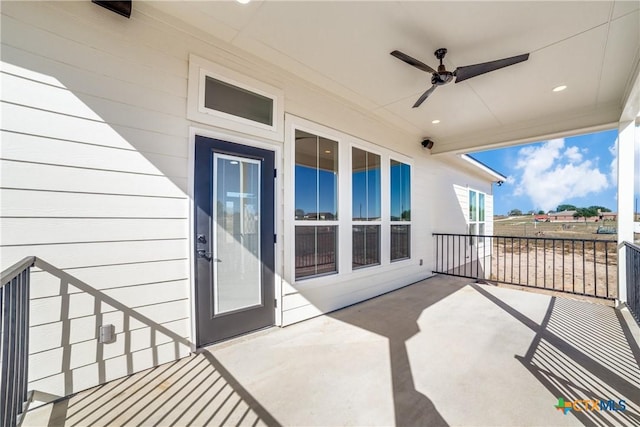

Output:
xmin=391 ymin=50 xmax=437 ymax=74
xmin=413 ymin=85 xmax=438 ymax=108
xmin=454 ymin=53 xmax=529 ymax=83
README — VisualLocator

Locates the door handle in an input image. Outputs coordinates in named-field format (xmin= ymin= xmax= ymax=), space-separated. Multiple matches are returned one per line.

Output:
xmin=197 ymin=250 xmax=221 ymax=262
xmin=197 ymin=250 xmax=213 ymax=261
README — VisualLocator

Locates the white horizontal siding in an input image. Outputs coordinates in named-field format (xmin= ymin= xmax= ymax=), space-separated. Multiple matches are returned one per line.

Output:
xmin=2 ymin=218 xmax=187 ymax=246
xmin=1 ymin=189 xmax=187 ymax=218
xmin=1 ymin=1 xmax=194 ymax=402
xmin=2 ymin=240 xmax=187 ymax=276
xmin=0 ymin=160 xmax=187 ymax=196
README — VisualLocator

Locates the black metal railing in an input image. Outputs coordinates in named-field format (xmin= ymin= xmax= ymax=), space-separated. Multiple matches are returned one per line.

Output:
xmin=1 ymin=256 xmax=35 ymax=427
xmin=625 ymin=242 xmax=640 ymax=323
xmin=433 ymin=234 xmax=617 ymax=300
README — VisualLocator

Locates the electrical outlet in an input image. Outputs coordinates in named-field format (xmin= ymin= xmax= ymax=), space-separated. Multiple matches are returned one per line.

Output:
xmin=99 ymin=324 xmax=115 ymax=344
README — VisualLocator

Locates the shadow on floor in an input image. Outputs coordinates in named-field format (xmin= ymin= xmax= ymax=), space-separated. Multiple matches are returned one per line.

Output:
xmin=327 ymin=278 xmax=467 ymax=427
xmin=34 ymin=350 xmax=281 ymax=427
xmin=471 ymin=284 xmax=640 ymax=427
xmin=26 ymin=258 xmax=281 ymax=427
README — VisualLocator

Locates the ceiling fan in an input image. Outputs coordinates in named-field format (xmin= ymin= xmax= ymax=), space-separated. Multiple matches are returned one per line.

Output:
xmin=391 ymin=48 xmax=529 ymax=108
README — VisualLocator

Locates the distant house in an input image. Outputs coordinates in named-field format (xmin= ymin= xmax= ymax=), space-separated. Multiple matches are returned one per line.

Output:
xmin=600 ymin=212 xmax=617 ymax=221
xmin=548 ymin=211 xmax=577 ymax=222
xmin=548 ymin=210 xmax=617 ymax=222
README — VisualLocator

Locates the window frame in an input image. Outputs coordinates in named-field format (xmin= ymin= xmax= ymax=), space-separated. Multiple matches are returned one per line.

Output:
xmin=351 ymin=145 xmax=383 ymax=269
xmin=468 ymin=189 xmax=487 ymax=246
xmin=285 ymin=115 xmax=413 ymax=285
xmin=293 ymin=129 xmax=340 ymax=280
xmin=389 ymin=159 xmax=411 ymax=262
xmin=187 ymin=54 xmax=285 ymax=141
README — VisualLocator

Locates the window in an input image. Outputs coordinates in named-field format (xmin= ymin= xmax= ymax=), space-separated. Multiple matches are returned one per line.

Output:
xmin=390 ymin=160 xmax=411 ymax=261
xmin=469 ymin=190 xmax=486 ymax=245
xmin=204 ymin=76 xmax=273 ymax=126
xmin=352 ymin=147 xmax=381 ymax=268
xmin=288 ymin=116 xmax=413 ymax=282
xmin=294 ymin=130 xmax=338 ymax=279
xmin=187 ymin=55 xmax=284 ymax=141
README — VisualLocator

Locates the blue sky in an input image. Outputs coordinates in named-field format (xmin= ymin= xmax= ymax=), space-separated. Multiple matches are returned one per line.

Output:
xmin=470 ymin=128 xmax=640 ymax=216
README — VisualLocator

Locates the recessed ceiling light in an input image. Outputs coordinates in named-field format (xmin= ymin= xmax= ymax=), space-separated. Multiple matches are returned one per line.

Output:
xmin=432 ymin=119 xmax=441 ymax=124
xmin=552 ymin=85 xmax=567 ymax=92
xmin=236 ymin=0 xmax=251 ymax=4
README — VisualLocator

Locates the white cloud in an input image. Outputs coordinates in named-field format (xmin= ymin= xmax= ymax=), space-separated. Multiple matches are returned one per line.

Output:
xmin=609 ymin=138 xmax=617 ymax=187
xmin=513 ymin=138 xmax=609 ymax=212
xmin=564 ymin=146 xmax=583 ymax=163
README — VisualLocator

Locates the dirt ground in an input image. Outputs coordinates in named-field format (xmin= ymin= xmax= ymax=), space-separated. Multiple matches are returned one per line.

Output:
xmin=476 ymin=218 xmax=619 ymax=300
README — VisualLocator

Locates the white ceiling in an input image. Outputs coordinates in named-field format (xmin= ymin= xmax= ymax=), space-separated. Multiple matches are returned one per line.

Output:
xmin=150 ymin=1 xmax=640 ymax=154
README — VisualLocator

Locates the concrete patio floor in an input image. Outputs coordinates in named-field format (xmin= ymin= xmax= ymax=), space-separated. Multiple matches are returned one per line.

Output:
xmin=24 ymin=276 xmax=640 ymax=426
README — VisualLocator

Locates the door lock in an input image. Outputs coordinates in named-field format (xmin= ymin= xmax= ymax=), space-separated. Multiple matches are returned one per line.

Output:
xmin=197 ymin=234 xmax=207 ymax=244
xmin=197 ymin=249 xmax=213 ymax=261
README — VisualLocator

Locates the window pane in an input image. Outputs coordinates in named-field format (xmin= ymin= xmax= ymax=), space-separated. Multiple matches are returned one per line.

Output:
xmin=391 ymin=225 xmax=410 ymax=261
xmin=352 ymin=225 xmax=380 ymax=268
xmin=390 ymin=160 xmax=411 ymax=221
xmin=479 ymin=193 xmax=485 ymax=221
xmin=295 ymin=226 xmax=337 ymax=279
xmin=469 ymin=190 xmax=477 ymax=221
xmin=295 ymin=130 xmax=338 ymax=220
xmin=352 ymin=148 xmax=381 ymax=220
xmin=367 ymin=152 xmax=381 ymax=220
xmin=318 ymin=137 xmax=338 ymax=219
xmin=204 ymin=76 xmax=273 ymax=126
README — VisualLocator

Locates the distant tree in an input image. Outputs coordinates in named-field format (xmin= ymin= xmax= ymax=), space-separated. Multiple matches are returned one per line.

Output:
xmin=588 ymin=205 xmax=611 ymax=213
xmin=573 ymin=208 xmax=595 ymax=222
xmin=509 ymin=209 xmax=523 ymax=216
xmin=557 ymin=204 xmax=577 ymax=212
xmin=537 ymin=210 xmax=545 ymax=215
xmin=526 ymin=210 xmax=536 ymax=215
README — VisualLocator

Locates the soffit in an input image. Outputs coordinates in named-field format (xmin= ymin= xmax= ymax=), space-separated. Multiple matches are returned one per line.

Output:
xmin=150 ymin=1 xmax=640 ymax=154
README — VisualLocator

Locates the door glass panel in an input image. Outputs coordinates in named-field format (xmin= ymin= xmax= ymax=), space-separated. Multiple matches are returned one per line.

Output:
xmin=213 ymin=154 xmax=262 ymax=315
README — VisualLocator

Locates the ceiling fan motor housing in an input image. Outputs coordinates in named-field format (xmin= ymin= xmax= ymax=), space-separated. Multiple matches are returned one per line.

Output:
xmin=432 ymin=71 xmax=454 ymax=85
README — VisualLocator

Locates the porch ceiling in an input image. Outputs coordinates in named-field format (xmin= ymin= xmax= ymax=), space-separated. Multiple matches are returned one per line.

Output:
xmin=151 ymin=1 xmax=640 ymax=154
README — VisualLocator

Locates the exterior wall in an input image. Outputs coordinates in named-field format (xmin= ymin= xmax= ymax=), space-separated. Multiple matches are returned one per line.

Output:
xmin=0 ymin=1 xmax=499 ymax=399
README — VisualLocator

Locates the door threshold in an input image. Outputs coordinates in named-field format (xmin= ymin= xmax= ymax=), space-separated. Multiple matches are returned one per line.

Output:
xmin=197 ymin=325 xmax=277 ymax=351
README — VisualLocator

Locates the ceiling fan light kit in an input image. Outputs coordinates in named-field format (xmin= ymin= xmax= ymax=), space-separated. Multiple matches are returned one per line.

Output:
xmin=391 ymin=48 xmax=530 ymax=108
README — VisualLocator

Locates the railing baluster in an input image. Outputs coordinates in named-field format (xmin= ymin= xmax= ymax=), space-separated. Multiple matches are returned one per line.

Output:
xmin=593 ymin=241 xmax=597 ymax=297
xmin=1 ymin=256 xmax=35 ymax=427
xmin=431 ymin=233 xmax=617 ymax=303
xmin=624 ymin=242 xmax=640 ymax=324
xmin=582 ymin=241 xmax=586 ymax=295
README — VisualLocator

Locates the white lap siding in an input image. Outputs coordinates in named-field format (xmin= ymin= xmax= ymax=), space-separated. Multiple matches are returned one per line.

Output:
xmin=1 ymin=1 xmax=191 ymax=399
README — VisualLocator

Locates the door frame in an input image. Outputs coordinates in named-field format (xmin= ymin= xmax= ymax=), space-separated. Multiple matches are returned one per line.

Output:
xmin=188 ymin=126 xmax=283 ymax=350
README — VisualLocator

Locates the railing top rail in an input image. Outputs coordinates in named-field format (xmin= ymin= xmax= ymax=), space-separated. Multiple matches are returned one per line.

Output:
xmin=623 ymin=241 xmax=640 ymax=252
xmin=432 ymin=233 xmax=616 ymax=244
xmin=1 ymin=256 xmax=36 ymax=286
